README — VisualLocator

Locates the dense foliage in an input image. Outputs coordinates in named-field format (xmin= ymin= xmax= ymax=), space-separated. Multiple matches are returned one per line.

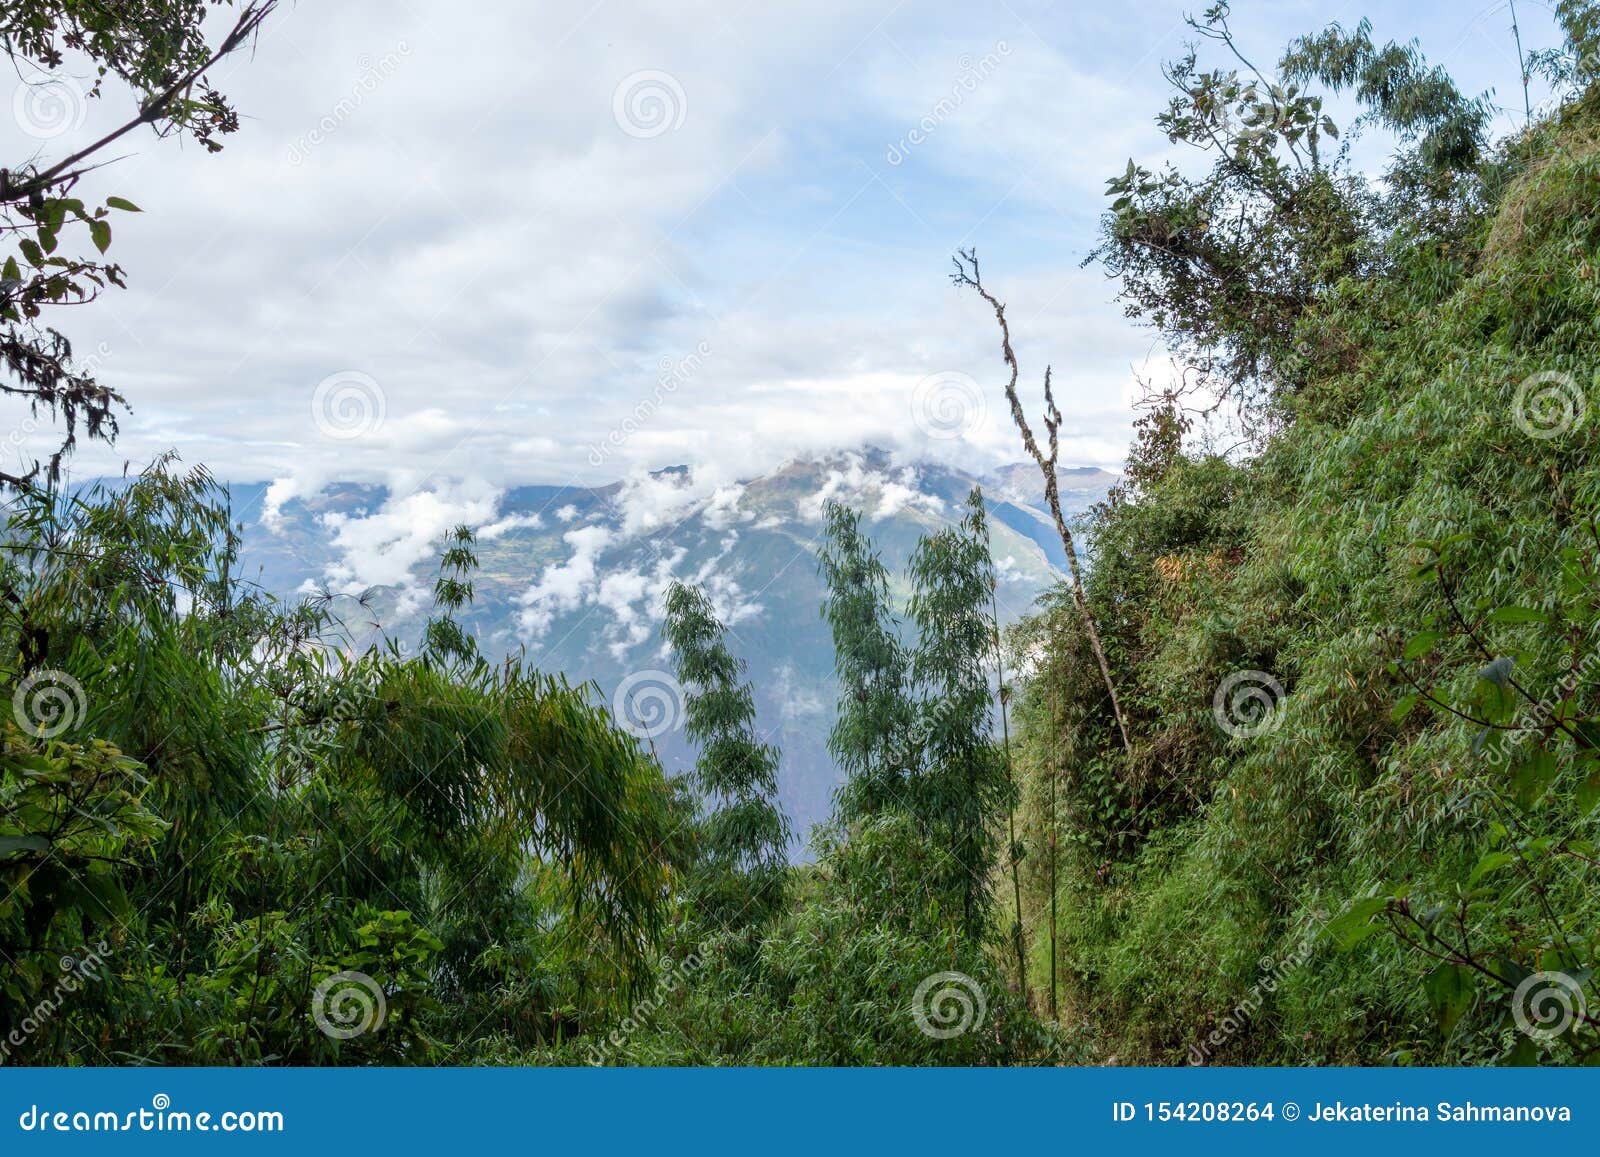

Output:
xmin=0 ymin=465 xmax=682 ymax=1062
xmin=8 ymin=0 xmax=1600 ymax=1068
xmin=1006 ymin=0 xmax=1600 ymax=1065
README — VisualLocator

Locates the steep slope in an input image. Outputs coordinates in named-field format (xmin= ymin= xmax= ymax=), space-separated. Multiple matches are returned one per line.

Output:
xmin=1012 ymin=95 xmax=1600 ymax=1064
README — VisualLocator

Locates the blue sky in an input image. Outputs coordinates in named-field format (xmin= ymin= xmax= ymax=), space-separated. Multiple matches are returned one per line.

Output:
xmin=5 ymin=0 xmax=1566 ymax=516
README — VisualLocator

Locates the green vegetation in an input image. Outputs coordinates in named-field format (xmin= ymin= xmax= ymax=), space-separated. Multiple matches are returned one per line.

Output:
xmin=6 ymin=0 xmax=1600 ymax=1067
xmin=1005 ymin=0 xmax=1600 ymax=1065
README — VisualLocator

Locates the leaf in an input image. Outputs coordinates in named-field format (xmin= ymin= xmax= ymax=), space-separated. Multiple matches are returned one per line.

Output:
xmin=1403 ymin=631 xmax=1444 ymax=660
xmin=89 ymin=218 xmax=112 ymax=255
xmin=1477 ymin=657 xmax=1515 ymax=686
xmin=0 ymin=834 xmax=51 ymax=856
xmin=1423 ymin=962 xmax=1473 ymax=1035
xmin=1504 ymin=1035 xmax=1540 ymax=1066
xmin=1494 ymin=955 xmax=1530 ymax=989
xmin=1473 ymin=658 xmax=1517 ymax=723
xmin=1510 ymin=746 xmax=1560 ymax=809
xmin=1577 ymin=768 xmax=1600 ymax=815
xmin=1486 ymin=606 xmax=1545 ymax=625
xmin=1391 ymin=692 xmax=1420 ymax=723
xmin=104 ymin=196 xmax=141 ymax=213
xmin=1327 ymin=895 xmax=1389 ymax=949
xmin=1467 ymin=851 xmax=1514 ymax=887
xmin=19 ymin=239 xmax=42 ymax=268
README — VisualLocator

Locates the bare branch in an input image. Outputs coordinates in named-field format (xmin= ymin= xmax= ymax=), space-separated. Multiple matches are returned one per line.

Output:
xmin=951 ymin=249 xmax=1132 ymax=755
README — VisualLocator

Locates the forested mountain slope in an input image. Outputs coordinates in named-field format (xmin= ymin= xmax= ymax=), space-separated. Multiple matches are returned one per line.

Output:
xmin=1006 ymin=4 xmax=1600 ymax=1064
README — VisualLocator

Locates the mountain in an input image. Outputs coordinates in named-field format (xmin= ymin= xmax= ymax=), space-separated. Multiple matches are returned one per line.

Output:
xmin=227 ymin=450 xmax=1114 ymax=851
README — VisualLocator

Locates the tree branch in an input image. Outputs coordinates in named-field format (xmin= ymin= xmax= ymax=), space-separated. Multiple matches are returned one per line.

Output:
xmin=951 ymin=248 xmax=1133 ymax=755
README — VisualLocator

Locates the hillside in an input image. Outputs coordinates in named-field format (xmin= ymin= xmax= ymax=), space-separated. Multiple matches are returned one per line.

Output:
xmin=1004 ymin=41 xmax=1600 ymax=1064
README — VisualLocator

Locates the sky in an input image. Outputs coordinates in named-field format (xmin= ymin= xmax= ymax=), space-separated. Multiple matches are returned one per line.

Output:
xmin=2 ymin=0 xmax=1566 ymax=525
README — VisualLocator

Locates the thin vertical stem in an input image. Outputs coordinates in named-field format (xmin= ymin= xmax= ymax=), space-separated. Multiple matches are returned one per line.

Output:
xmin=992 ymin=583 xmax=1029 ymax=1007
xmin=1511 ymin=0 xmax=1532 ymax=126
xmin=1048 ymin=676 xmax=1059 ymax=1022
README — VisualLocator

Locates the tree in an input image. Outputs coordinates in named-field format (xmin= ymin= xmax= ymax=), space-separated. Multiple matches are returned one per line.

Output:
xmin=906 ymin=488 xmax=1012 ymax=940
xmin=1 ymin=1 xmax=278 ymax=487
xmin=421 ymin=525 xmax=481 ymax=666
xmin=1084 ymin=1 xmax=1488 ymax=419
xmin=817 ymin=499 xmax=916 ymax=823
xmin=662 ymin=581 xmax=791 ymax=931
xmin=0 ymin=462 xmax=681 ymax=1061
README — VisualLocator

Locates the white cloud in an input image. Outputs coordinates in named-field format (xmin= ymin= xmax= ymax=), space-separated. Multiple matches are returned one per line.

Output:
xmin=477 ymin=512 xmax=544 ymax=540
xmin=771 ymin=662 xmax=827 ymax=722
xmin=516 ymin=524 xmax=614 ymax=638
xmin=317 ymin=478 xmax=502 ymax=615
xmin=798 ymin=454 xmax=943 ymax=523
xmin=39 ymin=0 xmax=1553 ymax=498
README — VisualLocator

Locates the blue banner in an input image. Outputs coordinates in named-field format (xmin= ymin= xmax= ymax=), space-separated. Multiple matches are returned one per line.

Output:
xmin=2 ymin=1068 xmax=1595 ymax=1153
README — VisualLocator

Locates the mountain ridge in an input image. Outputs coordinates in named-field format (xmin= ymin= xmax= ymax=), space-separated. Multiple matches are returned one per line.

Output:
xmin=229 ymin=449 xmax=1116 ymax=849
